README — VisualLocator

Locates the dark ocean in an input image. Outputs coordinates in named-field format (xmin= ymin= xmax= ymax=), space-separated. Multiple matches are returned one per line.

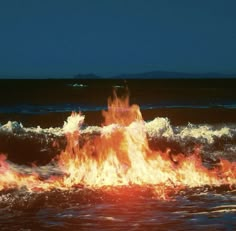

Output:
xmin=0 ymin=79 xmax=236 ymax=230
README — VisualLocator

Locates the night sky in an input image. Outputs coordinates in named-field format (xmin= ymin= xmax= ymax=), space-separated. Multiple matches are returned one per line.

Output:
xmin=0 ymin=0 xmax=236 ymax=78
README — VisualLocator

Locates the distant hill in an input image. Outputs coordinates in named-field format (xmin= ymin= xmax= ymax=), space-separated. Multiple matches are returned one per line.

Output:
xmin=74 ymin=71 xmax=236 ymax=79
xmin=113 ymin=71 xmax=236 ymax=79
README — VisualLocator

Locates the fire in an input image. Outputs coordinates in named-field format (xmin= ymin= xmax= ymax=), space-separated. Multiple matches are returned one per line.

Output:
xmin=0 ymin=93 xmax=236 ymax=199
xmin=102 ymin=90 xmax=142 ymax=126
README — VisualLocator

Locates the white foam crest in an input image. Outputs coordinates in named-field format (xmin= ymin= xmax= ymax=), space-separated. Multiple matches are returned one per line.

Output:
xmin=0 ymin=116 xmax=235 ymax=146
xmin=0 ymin=121 xmax=64 ymax=136
xmin=24 ymin=126 xmax=63 ymax=136
xmin=145 ymin=117 xmax=174 ymax=139
xmin=81 ymin=125 xmax=101 ymax=134
xmin=0 ymin=114 xmax=87 ymax=136
xmin=178 ymin=123 xmax=232 ymax=144
xmin=0 ymin=121 xmax=24 ymax=133
xmin=101 ymin=124 xmax=121 ymax=136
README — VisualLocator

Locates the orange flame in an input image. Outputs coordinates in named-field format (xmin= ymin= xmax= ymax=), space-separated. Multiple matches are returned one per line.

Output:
xmin=102 ymin=89 xmax=142 ymax=126
xmin=0 ymin=93 xmax=236 ymax=199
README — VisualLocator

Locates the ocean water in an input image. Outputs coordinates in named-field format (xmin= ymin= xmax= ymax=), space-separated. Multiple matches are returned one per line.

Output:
xmin=0 ymin=79 xmax=236 ymax=230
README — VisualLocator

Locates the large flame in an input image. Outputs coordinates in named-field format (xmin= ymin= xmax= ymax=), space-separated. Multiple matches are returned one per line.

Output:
xmin=0 ymin=93 xmax=236 ymax=199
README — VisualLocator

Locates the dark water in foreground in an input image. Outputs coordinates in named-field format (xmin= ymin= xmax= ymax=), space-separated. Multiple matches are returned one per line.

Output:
xmin=0 ymin=186 xmax=235 ymax=230
xmin=0 ymin=79 xmax=236 ymax=230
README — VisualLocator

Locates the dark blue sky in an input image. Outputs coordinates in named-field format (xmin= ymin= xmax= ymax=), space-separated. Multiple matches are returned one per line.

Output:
xmin=0 ymin=0 xmax=236 ymax=78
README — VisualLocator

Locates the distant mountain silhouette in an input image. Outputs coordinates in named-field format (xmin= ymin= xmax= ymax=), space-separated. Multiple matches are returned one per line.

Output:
xmin=74 ymin=71 xmax=236 ymax=79
xmin=113 ymin=71 xmax=236 ymax=79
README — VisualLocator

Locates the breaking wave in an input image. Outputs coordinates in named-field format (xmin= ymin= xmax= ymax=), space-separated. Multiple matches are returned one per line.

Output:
xmin=0 ymin=114 xmax=235 ymax=166
xmin=0 ymin=80 xmax=236 ymax=230
xmin=0 ymin=115 xmax=234 ymax=142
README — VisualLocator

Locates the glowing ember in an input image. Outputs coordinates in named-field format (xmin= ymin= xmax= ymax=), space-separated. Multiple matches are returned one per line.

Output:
xmin=0 ymin=93 xmax=236 ymax=199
